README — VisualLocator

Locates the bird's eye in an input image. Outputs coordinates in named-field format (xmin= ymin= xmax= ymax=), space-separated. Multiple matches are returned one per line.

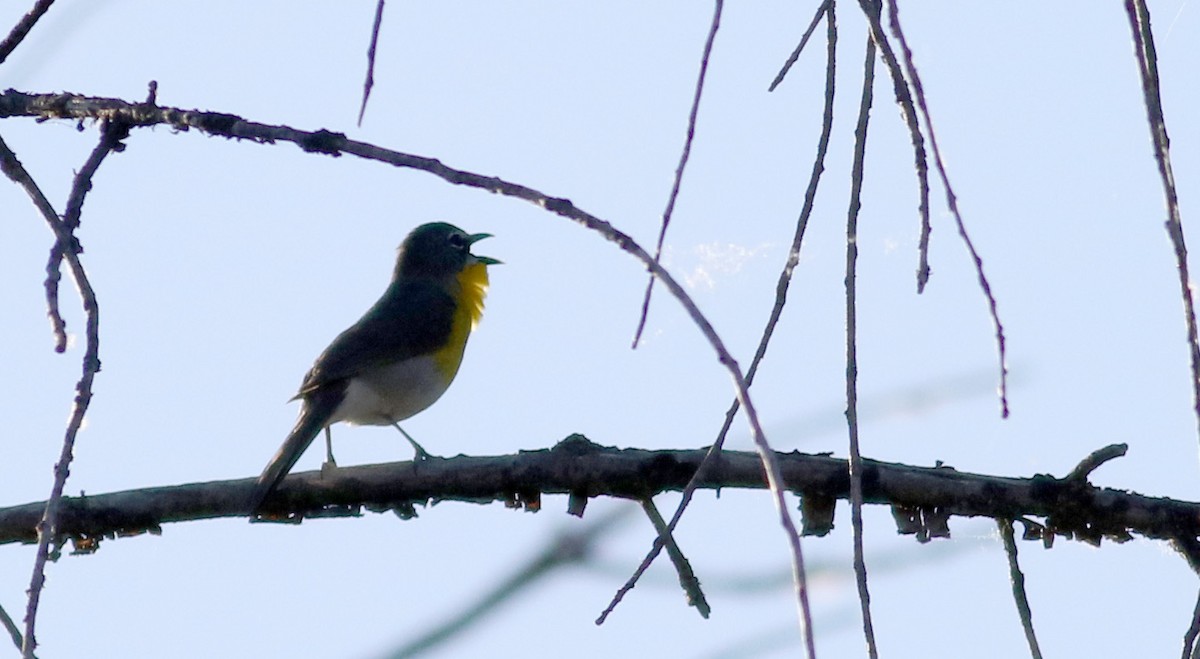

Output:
xmin=448 ymin=232 xmax=467 ymax=249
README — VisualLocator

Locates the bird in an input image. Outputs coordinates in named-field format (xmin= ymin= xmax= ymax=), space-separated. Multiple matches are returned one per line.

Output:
xmin=248 ymin=222 xmax=499 ymax=513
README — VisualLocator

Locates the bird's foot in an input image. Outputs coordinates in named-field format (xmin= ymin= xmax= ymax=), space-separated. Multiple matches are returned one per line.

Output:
xmin=390 ymin=421 xmax=439 ymax=462
xmin=411 ymin=444 xmax=437 ymax=462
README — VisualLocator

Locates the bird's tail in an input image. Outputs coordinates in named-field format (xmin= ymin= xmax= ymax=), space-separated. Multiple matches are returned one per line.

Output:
xmin=248 ymin=387 xmax=343 ymax=513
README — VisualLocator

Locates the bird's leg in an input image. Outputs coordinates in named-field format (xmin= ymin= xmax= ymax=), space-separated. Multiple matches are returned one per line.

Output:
xmin=390 ymin=421 xmax=434 ymax=461
xmin=321 ymin=426 xmax=338 ymax=478
xmin=324 ymin=427 xmax=337 ymax=465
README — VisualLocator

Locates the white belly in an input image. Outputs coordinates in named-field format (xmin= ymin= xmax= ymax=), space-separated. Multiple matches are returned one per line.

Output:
xmin=329 ymin=355 xmax=452 ymax=427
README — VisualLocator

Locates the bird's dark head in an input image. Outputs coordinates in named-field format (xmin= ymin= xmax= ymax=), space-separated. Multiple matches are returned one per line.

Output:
xmin=394 ymin=222 xmax=500 ymax=280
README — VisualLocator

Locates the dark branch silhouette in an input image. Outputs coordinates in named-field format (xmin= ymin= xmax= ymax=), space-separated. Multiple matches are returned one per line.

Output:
xmin=0 ymin=437 xmax=1192 ymax=557
xmin=844 ymin=17 xmax=879 ymax=657
xmin=999 ymin=518 xmax=1044 ymax=659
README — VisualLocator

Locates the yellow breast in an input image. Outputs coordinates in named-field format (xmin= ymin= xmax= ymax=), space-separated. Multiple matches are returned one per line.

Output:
xmin=431 ymin=261 xmax=491 ymax=380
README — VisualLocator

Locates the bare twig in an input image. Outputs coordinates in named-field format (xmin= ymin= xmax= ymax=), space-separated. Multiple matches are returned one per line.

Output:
xmin=0 ymin=602 xmax=28 ymax=657
xmin=999 ymin=519 xmax=1044 ymax=659
xmin=631 ymin=0 xmax=723 ymax=349
xmin=1184 ymin=588 xmax=1200 ymax=659
xmin=854 ymin=0 xmax=929 ymax=292
xmin=0 ymin=135 xmax=61 ymax=241
xmin=1066 ymin=443 xmax=1128 ymax=482
xmin=845 ymin=21 xmax=879 ymax=658
xmin=882 ymin=0 xmax=1009 ymax=418
xmin=767 ymin=0 xmax=830 ymax=92
xmin=0 ymin=131 xmax=106 ymax=659
xmin=0 ymin=130 xmax=65 ymax=353
xmin=357 ymin=0 xmax=386 ymax=127
xmin=1180 ymin=537 xmax=1200 ymax=658
xmin=44 ymin=120 xmax=128 ymax=352
xmin=1123 ymin=0 xmax=1200 ymax=458
xmin=42 ymin=256 xmax=69 ymax=351
xmin=640 ymin=498 xmax=710 ymax=618
xmin=600 ymin=5 xmax=836 ymax=650
xmin=0 ymin=0 xmax=56 ymax=65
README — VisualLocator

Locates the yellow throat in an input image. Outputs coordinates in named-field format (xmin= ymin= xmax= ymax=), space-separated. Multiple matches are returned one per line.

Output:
xmin=432 ymin=261 xmax=491 ymax=380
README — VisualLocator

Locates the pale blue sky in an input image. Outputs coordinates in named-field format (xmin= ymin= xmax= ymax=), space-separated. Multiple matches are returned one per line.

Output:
xmin=1 ymin=2 xmax=1198 ymax=657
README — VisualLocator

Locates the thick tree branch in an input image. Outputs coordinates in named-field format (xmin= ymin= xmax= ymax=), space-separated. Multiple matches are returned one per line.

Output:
xmin=0 ymin=437 xmax=1192 ymax=553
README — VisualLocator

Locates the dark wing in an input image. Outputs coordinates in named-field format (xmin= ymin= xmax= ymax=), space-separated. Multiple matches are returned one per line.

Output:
xmin=297 ymin=278 xmax=457 ymax=396
xmin=250 ymin=279 xmax=456 ymax=513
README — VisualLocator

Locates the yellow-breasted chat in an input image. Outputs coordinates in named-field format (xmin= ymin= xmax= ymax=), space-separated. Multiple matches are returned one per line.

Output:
xmin=249 ymin=222 xmax=499 ymax=512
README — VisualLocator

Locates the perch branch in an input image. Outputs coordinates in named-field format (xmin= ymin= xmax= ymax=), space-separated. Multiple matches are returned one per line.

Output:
xmin=0 ymin=438 xmax=1190 ymax=552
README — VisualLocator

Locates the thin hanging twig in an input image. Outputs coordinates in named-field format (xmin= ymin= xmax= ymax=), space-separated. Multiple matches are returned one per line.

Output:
xmin=767 ymin=0 xmax=831 ymax=92
xmin=845 ymin=20 xmax=879 ymax=658
xmin=45 ymin=119 xmax=128 ymax=352
xmin=1123 ymin=0 xmax=1200 ymax=458
xmin=0 ymin=126 xmax=119 ymax=659
xmin=640 ymin=498 xmax=710 ymax=618
xmin=0 ymin=601 xmax=28 ymax=656
xmin=853 ymin=0 xmax=929 ymax=294
xmin=1174 ymin=537 xmax=1200 ymax=659
xmin=357 ymin=0 xmax=387 ymax=127
xmin=600 ymin=7 xmax=836 ymax=654
xmin=1184 ymin=589 xmax=1200 ymax=659
xmin=881 ymin=0 xmax=1009 ymax=417
xmin=999 ymin=519 xmax=1044 ymax=659
xmin=631 ymin=0 xmax=723 ymax=349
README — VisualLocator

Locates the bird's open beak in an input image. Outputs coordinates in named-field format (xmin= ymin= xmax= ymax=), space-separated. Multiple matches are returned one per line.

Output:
xmin=468 ymin=233 xmax=502 ymax=265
